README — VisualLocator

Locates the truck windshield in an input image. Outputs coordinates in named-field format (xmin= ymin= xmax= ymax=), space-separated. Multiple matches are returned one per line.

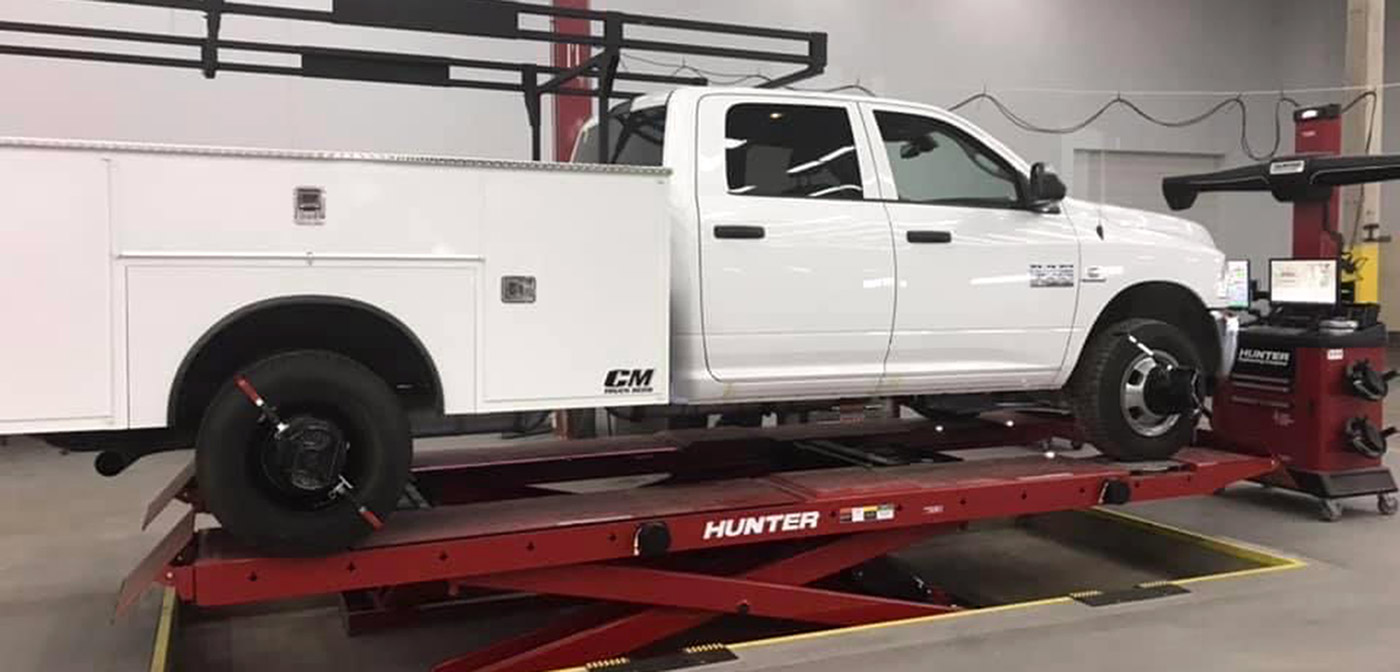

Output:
xmin=573 ymin=106 xmax=666 ymax=166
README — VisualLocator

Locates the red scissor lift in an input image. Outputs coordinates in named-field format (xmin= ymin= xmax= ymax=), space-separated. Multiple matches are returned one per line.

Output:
xmin=120 ymin=414 xmax=1276 ymax=672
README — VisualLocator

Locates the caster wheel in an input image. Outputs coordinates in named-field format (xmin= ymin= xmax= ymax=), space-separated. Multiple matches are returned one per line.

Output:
xmin=1378 ymin=493 xmax=1398 ymax=516
xmin=1319 ymin=499 xmax=1345 ymax=522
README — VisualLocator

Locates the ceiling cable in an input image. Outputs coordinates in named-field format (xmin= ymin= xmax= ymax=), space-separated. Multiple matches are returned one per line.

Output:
xmin=620 ymin=55 xmax=1383 ymax=161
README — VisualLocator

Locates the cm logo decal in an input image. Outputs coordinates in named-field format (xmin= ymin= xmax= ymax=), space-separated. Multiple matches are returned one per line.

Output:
xmin=604 ymin=368 xmax=655 ymax=395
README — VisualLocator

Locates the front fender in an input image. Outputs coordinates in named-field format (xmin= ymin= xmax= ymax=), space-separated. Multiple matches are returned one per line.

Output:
xmin=1212 ymin=311 xmax=1240 ymax=377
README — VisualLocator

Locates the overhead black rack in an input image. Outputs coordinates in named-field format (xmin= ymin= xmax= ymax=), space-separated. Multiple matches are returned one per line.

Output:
xmin=0 ymin=0 xmax=828 ymax=162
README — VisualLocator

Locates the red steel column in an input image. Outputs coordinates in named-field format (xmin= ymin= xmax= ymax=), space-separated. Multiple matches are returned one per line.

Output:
xmin=552 ymin=0 xmax=592 ymax=162
xmin=1293 ymin=104 xmax=1343 ymax=259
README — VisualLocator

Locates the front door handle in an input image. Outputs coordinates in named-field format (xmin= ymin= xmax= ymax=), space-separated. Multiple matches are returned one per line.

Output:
xmin=907 ymin=230 xmax=952 ymax=244
xmin=714 ymin=225 xmax=766 ymax=240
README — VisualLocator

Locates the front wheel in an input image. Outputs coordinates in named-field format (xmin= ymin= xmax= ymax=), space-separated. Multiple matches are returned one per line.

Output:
xmin=196 ymin=350 xmax=411 ymax=556
xmin=1069 ymin=318 xmax=1203 ymax=462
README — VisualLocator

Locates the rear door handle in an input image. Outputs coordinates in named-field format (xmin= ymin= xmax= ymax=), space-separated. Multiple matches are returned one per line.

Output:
xmin=714 ymin=225 xmax=766 ymax=240
xmin=907 ymin=230 xmax=952 ymax=244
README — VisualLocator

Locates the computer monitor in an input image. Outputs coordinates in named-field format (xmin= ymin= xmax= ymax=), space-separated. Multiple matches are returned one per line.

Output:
xmin=1269 ymin=258 xmax=1338 ymax=305
xmin=1224 ymin=259 xmax=1251 ymax=309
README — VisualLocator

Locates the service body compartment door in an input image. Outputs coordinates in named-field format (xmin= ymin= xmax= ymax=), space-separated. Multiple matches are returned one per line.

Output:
xmin=0 ymin=150 xmax=115 ymax=426
xmin=477 ymin=166 xmax=671 ymax=411
xmin=695 ymin=95 xmax=895 ymax=398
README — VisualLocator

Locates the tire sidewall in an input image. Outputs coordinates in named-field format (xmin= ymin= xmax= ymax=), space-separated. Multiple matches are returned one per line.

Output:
xmin=195 ymin=350 xmax=410 ymax=555
xmin=1083 ymin=320 xmax=1202 ymax=460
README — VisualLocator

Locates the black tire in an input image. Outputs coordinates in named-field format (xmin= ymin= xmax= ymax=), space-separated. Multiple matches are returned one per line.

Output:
xmin=1069 ymin=318 xmax=1202 ymax=462
xmin=196 ymin=350 xmax=411 ymax=556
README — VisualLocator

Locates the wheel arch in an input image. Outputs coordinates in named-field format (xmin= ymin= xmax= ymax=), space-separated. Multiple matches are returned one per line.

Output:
xmin=168 ymin=295 xmax=444 ymax=430
xmin=1076 ymin=281 xmax=1220 ymax=376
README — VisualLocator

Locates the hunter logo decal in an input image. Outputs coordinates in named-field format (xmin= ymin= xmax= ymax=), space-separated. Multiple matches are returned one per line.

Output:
xmin=1231 ymin=345 xmax=1296 ymax=386
xmin=1238 ymin=348 xmax=1290 ymax=367
xmin=604 ymin=368 xmax=655 ymax=395
xmin=702 ymin=511 xmax=821 ymax=540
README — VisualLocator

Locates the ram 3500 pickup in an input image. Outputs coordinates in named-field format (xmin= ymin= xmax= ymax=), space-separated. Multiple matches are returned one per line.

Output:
xmin=0 ymin=87 xmax=1234 ymax=554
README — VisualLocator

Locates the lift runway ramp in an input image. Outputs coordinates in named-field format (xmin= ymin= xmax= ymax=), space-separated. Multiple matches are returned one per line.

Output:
xmin=123 ymin=414 xmax=1287 ymax=672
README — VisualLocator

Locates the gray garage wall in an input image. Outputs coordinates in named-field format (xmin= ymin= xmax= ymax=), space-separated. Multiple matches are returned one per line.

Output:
xmin=0 ymin=0 xmax=1357 ymax=273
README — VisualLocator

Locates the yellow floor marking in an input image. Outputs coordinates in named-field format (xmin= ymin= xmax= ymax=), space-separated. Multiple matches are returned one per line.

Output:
xmin=527 ymin=508 xmax=1311 ymax=672
xmin=148 ymin=586 xmax=178 ymax=672
xmin=1086 ymin=507 xmax=1306 ymax=569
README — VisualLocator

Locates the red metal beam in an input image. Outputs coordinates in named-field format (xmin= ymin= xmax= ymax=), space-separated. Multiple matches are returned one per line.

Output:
xmin=438 ymin=527 xmax=952 ymax=672
xmin=171 ymin=449 xmax=1273 ymax=607
xmin=475 ymin=566 xmax=937 ymax=625
xmin=552 ymin=0 xmax=592 ymax=161
xmin=465 ymin=530 xmax=952 ymax=625
xmin=1293 ymin=106 xmax=1342 ymax=259
xmin=130 ymin=415 xmax=1277 ymax=672
xmin=411 ymin=414 xmax=1075 ymax=503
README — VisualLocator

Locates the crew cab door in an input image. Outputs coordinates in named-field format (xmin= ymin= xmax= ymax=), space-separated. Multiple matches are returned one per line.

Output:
xmin=860 ymin=103 xmax=1080 ymax=390
xmin=695 ymin=94 xmax=895 ymax=395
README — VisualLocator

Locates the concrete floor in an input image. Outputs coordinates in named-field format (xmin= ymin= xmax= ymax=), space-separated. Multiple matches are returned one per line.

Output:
xmin=731 ymin=488 xmax=1400 ymax=672
xmin=3 ymin=402 xmax=1399 ymax=671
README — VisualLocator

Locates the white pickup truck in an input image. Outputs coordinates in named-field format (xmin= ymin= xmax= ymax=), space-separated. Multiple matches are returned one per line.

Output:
xmin=0 ymin=87 xmax=1232 ymax=553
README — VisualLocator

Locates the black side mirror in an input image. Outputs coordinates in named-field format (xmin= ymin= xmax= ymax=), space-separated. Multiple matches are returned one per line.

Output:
xmin=1028 ymin=162 xmax=1067 ymax=206
xmin=899 ymin=134 xmax=939 ymax=159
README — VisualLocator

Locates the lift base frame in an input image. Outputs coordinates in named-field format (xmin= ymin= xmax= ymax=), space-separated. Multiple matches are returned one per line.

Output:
xmin=120 ymin=415 xmax=1277 ymax=672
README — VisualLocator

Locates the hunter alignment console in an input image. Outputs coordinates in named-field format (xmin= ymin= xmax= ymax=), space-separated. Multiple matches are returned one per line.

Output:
xmin=1162 ymin=104 xmax=1399 ymax=520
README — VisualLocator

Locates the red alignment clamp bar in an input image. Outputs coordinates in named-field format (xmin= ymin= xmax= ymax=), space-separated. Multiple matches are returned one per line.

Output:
xmin=233 ymin=376 xmax=265 ymax=407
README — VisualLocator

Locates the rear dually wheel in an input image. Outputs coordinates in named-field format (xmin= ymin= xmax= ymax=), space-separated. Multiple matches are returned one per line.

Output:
xmin=195 ymin=350 xmax=411 ymax=556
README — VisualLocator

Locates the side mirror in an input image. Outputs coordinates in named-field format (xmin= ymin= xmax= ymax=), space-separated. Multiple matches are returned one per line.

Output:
xmin=1028 ymin=162 xmax=1067 ymax=206
xmin=899 ymin=135 xmax=939 ymax=159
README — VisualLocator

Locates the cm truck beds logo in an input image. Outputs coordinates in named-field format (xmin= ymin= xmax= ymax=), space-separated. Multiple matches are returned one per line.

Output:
xmin=604 ymin=368 xmax=654 ymax=394
xmin=703 ymin=511 xmax=821 ymax=540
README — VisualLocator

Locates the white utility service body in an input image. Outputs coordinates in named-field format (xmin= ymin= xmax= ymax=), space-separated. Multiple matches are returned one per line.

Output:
xmin=0 ymin=141 xmax=671 ymax=435
xmin=0 ymin=86 xmax=1227 ymax=437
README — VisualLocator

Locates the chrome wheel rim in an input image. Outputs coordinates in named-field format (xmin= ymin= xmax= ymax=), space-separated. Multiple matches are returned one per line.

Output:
xmin=1120 ymin=351 xmax=1180 ymax=438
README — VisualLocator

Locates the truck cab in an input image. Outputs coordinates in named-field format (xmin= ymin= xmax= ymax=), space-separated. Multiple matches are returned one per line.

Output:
xmin=575 ymin=87 xmax=1227 ymax=407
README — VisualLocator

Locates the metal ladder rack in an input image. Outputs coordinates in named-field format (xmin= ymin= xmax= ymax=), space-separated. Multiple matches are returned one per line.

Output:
xmin=0 ymin=0 xmax=827 ymax=161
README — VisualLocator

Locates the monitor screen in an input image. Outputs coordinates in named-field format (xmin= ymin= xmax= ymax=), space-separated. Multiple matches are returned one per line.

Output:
xmin=1270 ymin=258 xmax=1337 ymax=305
xmin=1225 ymin=259 xmax=1251 ymax=309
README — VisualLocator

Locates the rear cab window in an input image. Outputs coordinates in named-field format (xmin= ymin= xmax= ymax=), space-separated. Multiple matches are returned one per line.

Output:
xmin=723 ymin=103 xmax=865 ymax=200
xmin=572 ymin=105 xmax=666 ymax=166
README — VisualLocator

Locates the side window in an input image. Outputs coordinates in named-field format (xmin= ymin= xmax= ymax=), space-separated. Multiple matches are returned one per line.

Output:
xmin=572 ymin=106 xmax=666 ymax=166
xmin=724 ymin=103 xmax=864 ymax=200
xmin=874 ymin=111 xmax=1022 ymax=207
